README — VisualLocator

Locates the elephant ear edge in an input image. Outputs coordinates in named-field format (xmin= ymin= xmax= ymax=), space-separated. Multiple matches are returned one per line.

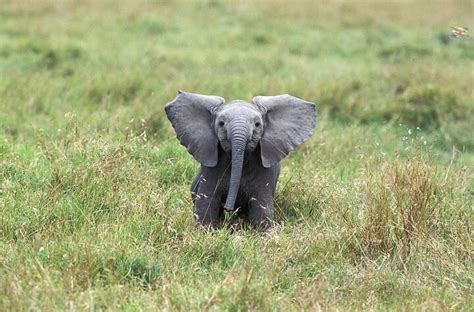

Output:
xmin=253 ymin=94 xmax=316 ymax=168
xmin=165 ymin=90 xmax=225 ymax=167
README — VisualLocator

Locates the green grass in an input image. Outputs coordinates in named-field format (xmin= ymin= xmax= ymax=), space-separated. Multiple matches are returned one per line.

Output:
xmin=1 ymin=0 xmax=473 ymax=310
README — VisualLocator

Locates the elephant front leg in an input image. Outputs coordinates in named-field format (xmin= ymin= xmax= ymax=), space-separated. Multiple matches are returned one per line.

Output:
xmin=248 ymin=193 xmax=275 ymax=230
xmin=194 ymin=184 xmax=223 ymax=228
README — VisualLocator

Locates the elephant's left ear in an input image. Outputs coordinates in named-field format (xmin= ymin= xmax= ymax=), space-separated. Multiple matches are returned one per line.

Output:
xmin=253 ymin=94 xmax=316 ymax=168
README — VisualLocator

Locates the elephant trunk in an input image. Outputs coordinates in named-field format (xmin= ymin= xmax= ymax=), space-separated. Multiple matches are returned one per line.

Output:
xmin=223 ymin=120 xmax=248 ymax=211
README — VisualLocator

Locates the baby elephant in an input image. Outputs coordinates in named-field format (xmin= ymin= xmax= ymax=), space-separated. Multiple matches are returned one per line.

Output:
xmin=165 ymin=91 xmax=316 ymax=229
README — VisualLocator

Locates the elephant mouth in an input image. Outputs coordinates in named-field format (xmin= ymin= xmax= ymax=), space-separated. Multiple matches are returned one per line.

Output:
xmin=246 ymin=138 xmax=259 ymax=151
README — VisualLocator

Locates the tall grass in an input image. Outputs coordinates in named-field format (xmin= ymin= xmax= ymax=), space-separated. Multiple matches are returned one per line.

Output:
xmin=357 ymin=159 xmax=440 ymax=257
xmin=1 ymin=0 xmax=473 ymax=310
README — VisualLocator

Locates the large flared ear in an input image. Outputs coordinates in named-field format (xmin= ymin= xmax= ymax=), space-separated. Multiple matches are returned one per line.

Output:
xmin=165 ymin=91 xmax=224 ymax=167
xmin=253 ymin=94 xmax=316 ymax=168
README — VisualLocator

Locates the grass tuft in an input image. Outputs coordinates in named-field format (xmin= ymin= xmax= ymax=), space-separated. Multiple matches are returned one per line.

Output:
xmin=356 ymin=158 xmax=440 ymax=258
xmin=0 ymin=0 xmax=472 ymax=310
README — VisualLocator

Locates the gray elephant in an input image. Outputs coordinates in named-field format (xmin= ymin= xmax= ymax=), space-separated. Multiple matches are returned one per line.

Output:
xmin=165 ymin=91 xmax=316 ymax=229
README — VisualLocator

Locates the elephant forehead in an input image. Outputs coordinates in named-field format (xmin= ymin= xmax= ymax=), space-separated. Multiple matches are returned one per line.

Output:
xmin=220 ymin=101 xmax=260 ymax=116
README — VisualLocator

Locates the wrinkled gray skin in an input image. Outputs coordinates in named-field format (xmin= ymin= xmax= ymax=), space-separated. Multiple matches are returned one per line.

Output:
xmin=165 ymin=91 xmax=316 ymax=229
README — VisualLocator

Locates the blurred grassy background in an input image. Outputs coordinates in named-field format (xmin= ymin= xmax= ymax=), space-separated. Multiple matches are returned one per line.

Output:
xmin=1 ymin=0 xmax=473 ymax=310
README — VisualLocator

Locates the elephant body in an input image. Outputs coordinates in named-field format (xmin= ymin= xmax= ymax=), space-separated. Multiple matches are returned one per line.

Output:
xmin=165 ymin=91 xmax=316 ymax=230
xmin=191 ymin=146 xmax=280 ymax=228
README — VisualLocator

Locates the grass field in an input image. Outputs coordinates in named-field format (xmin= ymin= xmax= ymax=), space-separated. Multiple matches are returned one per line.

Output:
xmin=1 ymin=0 xmax=473 ymax=310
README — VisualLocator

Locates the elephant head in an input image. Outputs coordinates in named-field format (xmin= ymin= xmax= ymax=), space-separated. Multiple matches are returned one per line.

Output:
xmin=165 ymin=91 xmax=316 ymax=211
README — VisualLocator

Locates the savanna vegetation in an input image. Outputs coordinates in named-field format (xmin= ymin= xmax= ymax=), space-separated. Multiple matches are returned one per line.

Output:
xmin=1 ymin=0 xmax=473 ymax=310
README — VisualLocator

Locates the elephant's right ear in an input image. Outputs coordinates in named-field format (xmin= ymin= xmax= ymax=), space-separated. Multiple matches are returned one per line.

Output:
xmin=165 ymin=91 xmax=224 ymax=167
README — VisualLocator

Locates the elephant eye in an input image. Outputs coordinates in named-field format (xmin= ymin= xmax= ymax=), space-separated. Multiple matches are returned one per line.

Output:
xmin=218 ymin=121 xmax=225 ymax=127
xmin=255 ymin=122 xmax=261 ymax=127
